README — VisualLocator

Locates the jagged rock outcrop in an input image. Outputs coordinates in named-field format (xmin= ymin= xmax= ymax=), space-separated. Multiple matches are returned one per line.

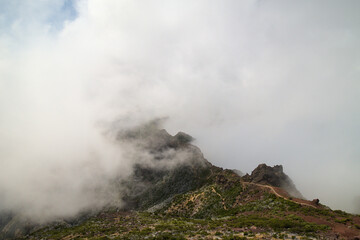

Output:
xmin=116 ymin=120 xmax=194 ymax=151
xmin=242 ymin=163 xmax=303 ymax=199
xmin=118 ymin=123 xmax=213 ymax=210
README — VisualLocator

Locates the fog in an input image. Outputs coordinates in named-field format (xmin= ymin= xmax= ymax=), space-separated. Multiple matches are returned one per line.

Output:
xmin=0 ymin=0 xmax=359 ymax=219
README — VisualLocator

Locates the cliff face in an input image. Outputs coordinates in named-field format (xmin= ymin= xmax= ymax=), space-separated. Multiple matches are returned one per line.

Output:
xmin=243 ymin=163 xmax=303 ymax=198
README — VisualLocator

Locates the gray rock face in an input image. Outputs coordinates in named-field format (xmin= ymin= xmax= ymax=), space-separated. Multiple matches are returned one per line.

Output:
xmin=243 ymin=163 xmax=303 ymax=199
xmin=119 ymin=126 xmax=213 ymax=210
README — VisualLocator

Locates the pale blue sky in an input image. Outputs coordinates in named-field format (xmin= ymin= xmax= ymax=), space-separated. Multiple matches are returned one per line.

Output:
xmin=0 ymin=0 xmax=77 ymax=36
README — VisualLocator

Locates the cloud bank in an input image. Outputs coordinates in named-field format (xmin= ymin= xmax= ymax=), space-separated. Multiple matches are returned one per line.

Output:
xmin=0 ymin=0 xmax=360 ymax=217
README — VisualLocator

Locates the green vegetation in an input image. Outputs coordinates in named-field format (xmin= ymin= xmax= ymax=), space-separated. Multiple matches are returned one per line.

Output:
xmin=335 ymin=217 xmax=352 ymax=224
xmin=224 ymin=214 xmax=329 ymax=234
xmin=27 ymin=207 xmax=331 ymax=240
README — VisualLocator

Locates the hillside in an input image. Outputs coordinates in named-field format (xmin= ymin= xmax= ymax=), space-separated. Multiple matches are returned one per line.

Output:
xmin=24 ymin=166 xmax=360 ymax=240
xmin=1 ymin=126 xmax=360 ymax=239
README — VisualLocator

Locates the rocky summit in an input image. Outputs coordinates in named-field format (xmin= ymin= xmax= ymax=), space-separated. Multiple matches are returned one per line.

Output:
xmin=242 ymin=164 xmax=303 ymax=199
xmin=1 ymin=126 xmax=360 ymax=239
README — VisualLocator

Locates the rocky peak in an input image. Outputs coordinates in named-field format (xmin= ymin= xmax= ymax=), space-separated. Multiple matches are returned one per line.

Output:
xmin=117 ymin=120 xmax=194 ymax=151
xmin=119 ymin=125 xmax=212 ymax=210
xmin=243 ymin=163 xmax=303 ymax=199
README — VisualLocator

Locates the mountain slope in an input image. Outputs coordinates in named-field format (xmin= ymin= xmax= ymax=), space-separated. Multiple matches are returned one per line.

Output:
xmin=26 ymin=164 xmax=360 ymax=239
xmin=2 ymin=126 xmax=360 ymax=239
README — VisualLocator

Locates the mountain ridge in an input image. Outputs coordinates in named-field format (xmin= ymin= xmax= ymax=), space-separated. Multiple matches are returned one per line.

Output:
xmin=1 ymin=126 xmax=360 ymax=239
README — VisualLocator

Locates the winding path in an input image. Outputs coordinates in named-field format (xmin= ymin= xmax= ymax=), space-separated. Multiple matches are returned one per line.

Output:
xmin=242 ymin=182 xmax=318 ymax=209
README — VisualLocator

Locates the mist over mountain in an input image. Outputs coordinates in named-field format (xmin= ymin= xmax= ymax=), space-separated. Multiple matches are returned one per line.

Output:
xmin=1 ymin=124 xmax=360 ymax=239
xmin=0 ymin=0 xmax=360 ymax=228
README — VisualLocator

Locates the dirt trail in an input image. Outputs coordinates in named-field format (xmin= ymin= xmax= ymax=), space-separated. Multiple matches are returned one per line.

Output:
xmin=242 ymin=182 xmax=360 ymax=239
xmin=242 ymin=182 xmax=318 ymax=209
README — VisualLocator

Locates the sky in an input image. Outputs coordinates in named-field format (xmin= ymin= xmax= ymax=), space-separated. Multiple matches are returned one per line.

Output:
xmin=0 ymin=0 xmax=359 ymax=216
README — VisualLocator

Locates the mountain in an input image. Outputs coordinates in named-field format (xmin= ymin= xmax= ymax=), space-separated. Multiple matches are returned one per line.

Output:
xmin=1 ymin=126 xmax=360 ymax=239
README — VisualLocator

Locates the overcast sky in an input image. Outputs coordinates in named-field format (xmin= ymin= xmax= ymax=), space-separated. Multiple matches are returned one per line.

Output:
xmin=0 ymin=0 xmax=359 ymax=214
